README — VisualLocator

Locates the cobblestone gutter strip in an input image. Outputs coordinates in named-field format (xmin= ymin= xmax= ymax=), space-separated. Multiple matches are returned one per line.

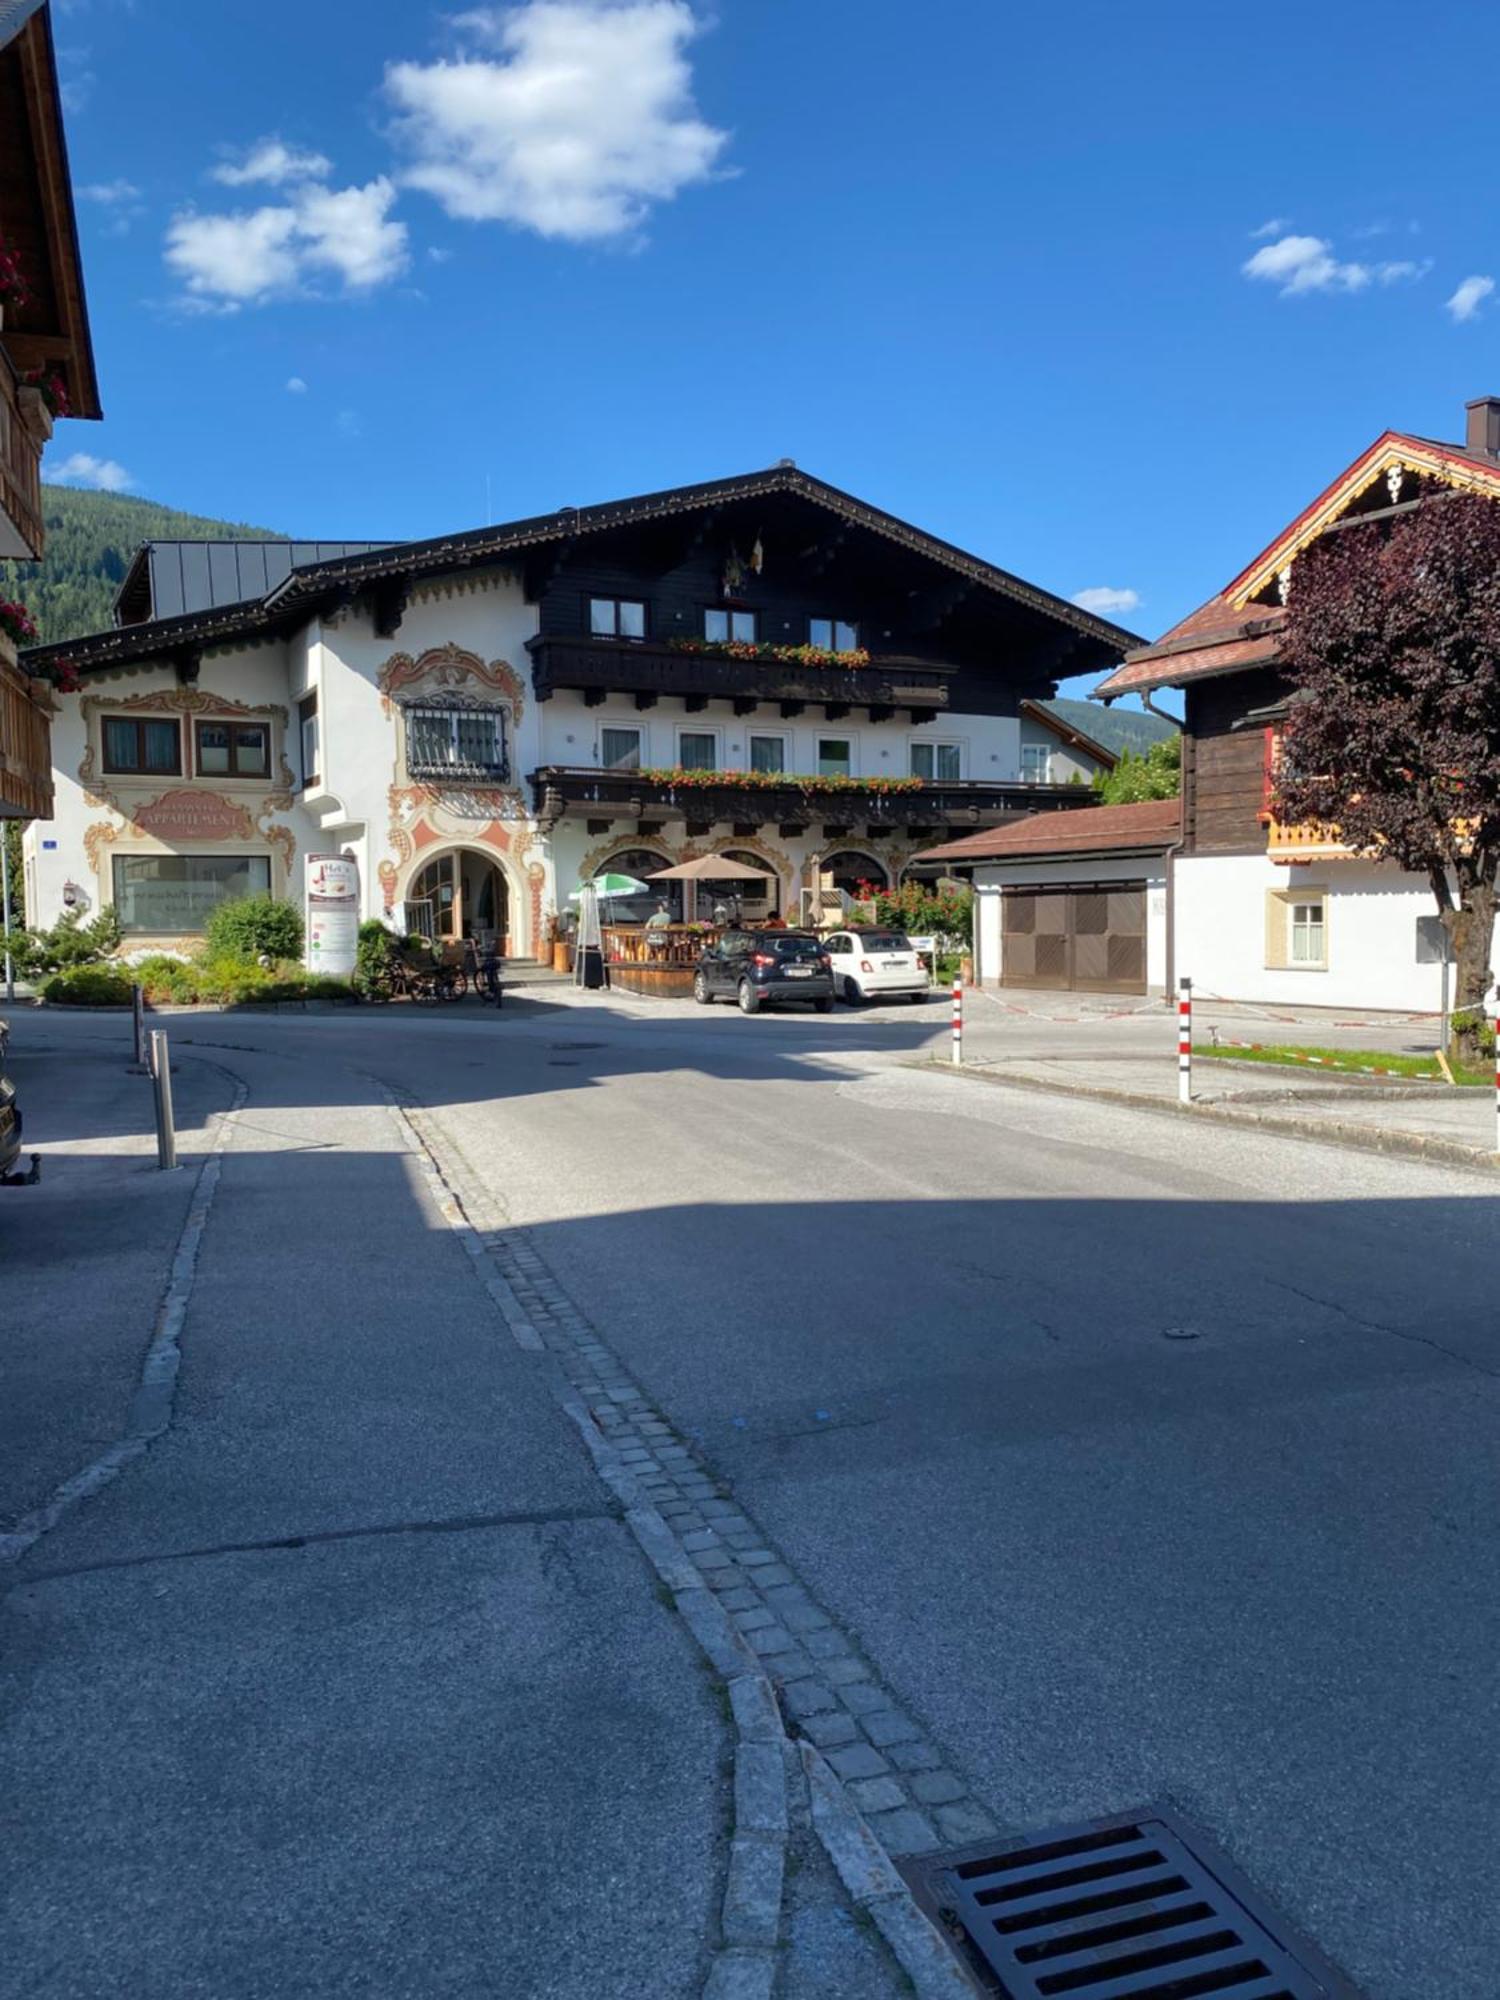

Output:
xmin=387 ymin=1089 xmax=990 ymax=1999
xmin=914 ymin=1059 xmax=1500 ymax=1176
xmin=0 ymin=1066 xmax=247 ymax=1566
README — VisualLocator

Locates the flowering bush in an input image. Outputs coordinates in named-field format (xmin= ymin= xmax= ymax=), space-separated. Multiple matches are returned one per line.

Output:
xmin=637 ymin=766 xmax=923 ymax=795
xmin=28 ymin=656 xmax=80 ymax=692
xmin=0 ymin=236 xmax=28 ymax=310
xmin=858 ymin=876 xmax=974 ymax=948
xmin=668 ymin=637 xmax=872 ymax=670
xmin=0 ymin=598 xmax=38 ymax=647
xmin=20 ymin=368 xmax=69 ymax=418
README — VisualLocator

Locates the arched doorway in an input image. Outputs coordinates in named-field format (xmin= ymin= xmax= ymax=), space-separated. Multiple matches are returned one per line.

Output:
xmin=407 ymin=849 xmax=510 ymax=947
xmin=819 ymin=849 xmax=890 ymax=898
xmin=717 ymin=848 xmax=780 ymax=920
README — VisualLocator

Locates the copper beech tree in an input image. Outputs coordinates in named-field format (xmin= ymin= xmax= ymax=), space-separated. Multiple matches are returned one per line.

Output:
xmin=1275 ymin=491 xmax=1500 ymax=1058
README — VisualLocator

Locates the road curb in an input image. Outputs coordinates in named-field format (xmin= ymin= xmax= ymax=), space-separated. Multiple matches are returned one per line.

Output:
xmin=909 ymin=1059 xmax=1500 ymax=1176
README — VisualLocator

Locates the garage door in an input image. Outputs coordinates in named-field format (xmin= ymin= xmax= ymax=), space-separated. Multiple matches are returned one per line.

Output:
xmin=1001 ymin=882 xmax=1147 ymax=993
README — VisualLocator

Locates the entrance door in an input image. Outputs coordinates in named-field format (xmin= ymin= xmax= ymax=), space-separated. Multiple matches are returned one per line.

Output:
xmin=410 ymin=852 xmax=510 ymax=948
xmin=1001 ymin=882 xmax=1147 ymax=993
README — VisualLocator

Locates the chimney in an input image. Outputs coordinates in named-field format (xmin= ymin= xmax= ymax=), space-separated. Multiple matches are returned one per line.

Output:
xmin=1465 ymin=396 xmax=1500 ymax=459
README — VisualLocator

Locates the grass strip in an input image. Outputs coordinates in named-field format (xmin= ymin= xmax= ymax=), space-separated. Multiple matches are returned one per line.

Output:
xmin=1195 ymin=1042 xmax=1487 ymax=1087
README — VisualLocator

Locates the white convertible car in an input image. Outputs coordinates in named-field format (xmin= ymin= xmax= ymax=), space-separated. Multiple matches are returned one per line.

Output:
xmin=822 ymin=928 xmax=932 ymax=1006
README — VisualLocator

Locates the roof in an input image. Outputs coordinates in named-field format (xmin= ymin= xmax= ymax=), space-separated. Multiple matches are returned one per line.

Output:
xmin=1020 ymin=697 xmax=1118 ymax=768
xmin=23 ymin=462 xmax=1142 ymax=675
xmin=114 ymin=539 xmax=397 ymax=624
xmin=916 ymin=797 xmax=1182 ymax=866
xmin=0 ymin=4 xmax=100 ymax=418
xmin=1094 ymin=423 xmax=1500 ymax=701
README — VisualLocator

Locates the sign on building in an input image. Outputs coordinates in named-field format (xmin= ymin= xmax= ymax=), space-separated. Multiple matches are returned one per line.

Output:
xmin=305 ymin=854 xmax=360 ymax=978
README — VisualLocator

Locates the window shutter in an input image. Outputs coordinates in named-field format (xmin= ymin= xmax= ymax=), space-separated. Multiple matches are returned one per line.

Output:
xmin=1264 ymin=890 xmax=1290 ymax=969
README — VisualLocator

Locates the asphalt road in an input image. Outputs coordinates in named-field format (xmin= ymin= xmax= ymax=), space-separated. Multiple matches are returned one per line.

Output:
xmin=6 ymin=993 xmax=1497 ymax=1998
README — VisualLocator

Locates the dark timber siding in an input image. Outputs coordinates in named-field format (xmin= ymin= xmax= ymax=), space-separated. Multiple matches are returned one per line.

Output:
xmin=1183 ymin=668 xmax=1285 ymax=855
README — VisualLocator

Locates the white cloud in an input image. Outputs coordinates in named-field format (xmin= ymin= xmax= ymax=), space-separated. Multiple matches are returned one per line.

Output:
xmin=49 ymin=451 xmax=134 ymax=492
xmin=385 ymin=0 xmax=729 ymax=242
xmin=79 ymin=177 xmax=141 ymax=204
xmin=335 ymin=408 xmax=364 ymax=439
xmin=1072 ymin=586 xmax=1141 ymax=616
xmin=1242 ymin=232 xmax=1429 ymax=296
xmin=286 ymin=375 xmax=308 ymax=393
xmin=164 ymin=176 xmax=407 ymax=308
xmin=1249 ymin=217 xmax=1288 ymax=239
xmin=1447 ymin=275 xmax=1495 ymax=323
xmin=212 ymin=138 xmax=333 ymax=188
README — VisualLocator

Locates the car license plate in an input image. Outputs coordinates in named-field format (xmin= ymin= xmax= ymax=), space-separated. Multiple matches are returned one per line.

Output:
xmin=883 ymin=957 xmax=905 ymax=967
xmin=785 ymin=966 xmax=813 ymax=977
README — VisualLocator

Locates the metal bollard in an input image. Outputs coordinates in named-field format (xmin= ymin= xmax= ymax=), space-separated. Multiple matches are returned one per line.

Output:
xmin=149 ymin=1029 xmax=178 ymax=1170
xmin=1177 ymin=977 xmax=1193 ymax=1104
xmin=951 ymin=975 xmax=963 ymax=1066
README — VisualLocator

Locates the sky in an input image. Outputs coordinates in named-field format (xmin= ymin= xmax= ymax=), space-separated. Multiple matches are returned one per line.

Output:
xmin=44 ymin=0 xmax=1500 ymax=703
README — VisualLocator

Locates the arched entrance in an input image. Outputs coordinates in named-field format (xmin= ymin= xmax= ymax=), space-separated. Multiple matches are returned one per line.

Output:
xmin=407 ymin=849 xmax=510 ymax=947
xmin=594 ymin=847 xmax=677 ymax=924
xmin=719 ymin=848 xmax=780 ymax=919
xmin=819 ymin=849 xmax=890 ymax=898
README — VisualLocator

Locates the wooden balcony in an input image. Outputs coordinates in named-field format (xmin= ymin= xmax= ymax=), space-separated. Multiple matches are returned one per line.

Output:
xmin=0 ymin=361 xmax=46 ymax=560
xmin=527 ymin=635 xmax=955 ymax=718
xmin=532 ymin=764 xmax=1088 ymax=836
xmin=1264 ymin=813 xmax=1356 ymax=861
xmin=0 ymin=646 xmax=53 ymax=819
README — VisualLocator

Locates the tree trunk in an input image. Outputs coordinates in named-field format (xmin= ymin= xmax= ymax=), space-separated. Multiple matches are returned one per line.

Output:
xmin=1441 ymin=869 xmax=1497 ymax=1063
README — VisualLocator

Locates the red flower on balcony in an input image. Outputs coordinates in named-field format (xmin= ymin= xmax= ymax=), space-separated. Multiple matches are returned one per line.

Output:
xmin=21 ymin=368 xmax=70 ymax=418
xmin=0 ymin=597 xmax=39 ymax=647
xmin=0 ymin=237 xmax=29 ymax=310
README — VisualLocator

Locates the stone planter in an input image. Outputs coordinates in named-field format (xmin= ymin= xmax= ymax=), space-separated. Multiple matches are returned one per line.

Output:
xmin=16 ymin=384 xmax=52 ymax=443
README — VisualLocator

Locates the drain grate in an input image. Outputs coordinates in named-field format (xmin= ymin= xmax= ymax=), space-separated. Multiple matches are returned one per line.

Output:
xmin=899 ymin=1808 xmax=1360 ymax=1999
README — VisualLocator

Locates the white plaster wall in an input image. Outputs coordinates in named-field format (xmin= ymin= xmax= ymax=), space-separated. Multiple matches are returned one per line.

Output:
xmin=1174 ymin=853 xmax=1476 ymax=1013
xmin=972 ymin=856 xmax=1168 ymax=993
xmin=538 ymin=696 xmax=1025 ymax=784
xmin=1017 ymin=714 xmax=1104 ymax=787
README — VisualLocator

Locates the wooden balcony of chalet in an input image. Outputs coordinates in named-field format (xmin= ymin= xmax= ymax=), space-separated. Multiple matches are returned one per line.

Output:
xmin=0 ymin=359 xmax=46 ymax=560
xmin=0 ymin=646 xmax=53 ymax=819
xmin=527 ymin=634 xmax=955 ymax=721
xmin=1265 ymin=814 xmax=1355 ymax=861
xmin=532 ymin=763 xmax=1088 ymax=838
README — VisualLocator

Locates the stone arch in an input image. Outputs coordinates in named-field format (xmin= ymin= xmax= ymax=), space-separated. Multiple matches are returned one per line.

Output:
xmin=397 ymin=840 xmax=531 ymax=955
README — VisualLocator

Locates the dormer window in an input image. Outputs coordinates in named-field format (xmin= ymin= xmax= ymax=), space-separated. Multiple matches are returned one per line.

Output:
xmin=590 ymin=597 xmax=646 ymax=639
xmin=706 ymin=608 xmax=756 ymax=643
xmin=810 ymin=617 xmax=858 ymax=652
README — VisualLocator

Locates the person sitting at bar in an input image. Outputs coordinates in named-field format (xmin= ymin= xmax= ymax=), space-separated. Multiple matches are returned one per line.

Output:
xmin=645 ymin=900 xmax=672 ymax=952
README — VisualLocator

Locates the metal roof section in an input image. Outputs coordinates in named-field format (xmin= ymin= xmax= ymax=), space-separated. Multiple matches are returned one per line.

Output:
xmin=114 ymin=540 xmax=397 ymax=625
xmin=0 ymin=0 xmax=47 ymax=47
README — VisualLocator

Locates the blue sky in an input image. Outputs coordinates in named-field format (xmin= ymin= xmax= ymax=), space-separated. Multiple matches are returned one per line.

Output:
xmin=47 ymin=0 xmax=1500 ymax=701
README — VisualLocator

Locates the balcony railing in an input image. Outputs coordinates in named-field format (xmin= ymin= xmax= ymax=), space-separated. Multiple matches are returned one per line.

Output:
xmin=531 ymin=764 xmax=1088 ymax=833
xmin=527 ymin=635 xmax=955 ymax=715
xmin=0 ymin=649 xmax=54 ymax=819
xmin=1264 ymin=813 xmax=1356 ymax=861
xmin=0 ymin=361 xmax=45 ymax=560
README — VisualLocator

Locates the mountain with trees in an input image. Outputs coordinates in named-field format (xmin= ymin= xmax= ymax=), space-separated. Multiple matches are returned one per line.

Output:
xmin=1039 ymin=696 xmax=1175 ymax=758
xmin=0 ymin=486 xmax=285 ymax=644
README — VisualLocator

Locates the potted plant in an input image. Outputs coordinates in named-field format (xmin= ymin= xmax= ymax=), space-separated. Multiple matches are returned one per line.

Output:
xmin=17 ymin=368 xmax=68 ymax=441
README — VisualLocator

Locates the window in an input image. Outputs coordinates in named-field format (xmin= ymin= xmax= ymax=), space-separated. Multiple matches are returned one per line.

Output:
xmin=678 ymin=731 xmax=717 ymax=771
xmin=600 ymin=725 xmax=642 ymax=770
xmin=818 ymin=738 xmax=852 ymax=777
xmin=112 ymin=853 xmax=271 ymax=934
xmin=590 ymin=597 xmax=646 ymax=639
xmin=1291 ymin=899 xmax=1327 ymax=966
xmin=748 ymin=734 xmax=786 ymax=774
xmin=195 ymin=719 xmax=271 ymax=779
xmin=299 ymin=694 xmax=319 ymax=789
xmin=1021 ymin=742 xmax=1053 ymax=784
xmin=911 ymin=741 xmax=961 ymax=781
xmin=705 ymin=608 xmax=757 ymax=644
xmin=809 ymin=617 xmax=859 ymax=652
xmin=102 ymin=716 xmax=181 ymax=776
xmin=406 ymin=704 xmax=509 ymax=780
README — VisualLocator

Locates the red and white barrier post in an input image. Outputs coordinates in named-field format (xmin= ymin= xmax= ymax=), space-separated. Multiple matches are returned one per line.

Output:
xmin=1177 ymin=976 xmax=1193 ymax=1104
xmin=951 ymin=975 xmax=963 ymax=1066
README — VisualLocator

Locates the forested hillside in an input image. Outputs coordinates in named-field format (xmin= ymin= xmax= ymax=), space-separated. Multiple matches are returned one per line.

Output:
xmin=1039 ymin=696 xmax=1175 ymax=757
xmin=0 ymin=487 xmax=285 ymax=644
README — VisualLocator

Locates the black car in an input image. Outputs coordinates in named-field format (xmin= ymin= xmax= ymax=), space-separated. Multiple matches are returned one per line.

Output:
xmin=692 ymin=930 xmax=835 ymax=1013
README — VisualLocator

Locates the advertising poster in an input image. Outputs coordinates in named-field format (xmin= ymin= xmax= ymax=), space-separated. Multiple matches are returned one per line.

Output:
xmin=305 ymin=854 xmax=360 ymax=979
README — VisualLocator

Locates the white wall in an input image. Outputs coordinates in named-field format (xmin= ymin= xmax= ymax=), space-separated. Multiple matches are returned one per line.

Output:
xmin=972 ymin=855 xmax=1168 ymax=993
xmin=1174 ymin=853 xmax=1472 ymax=1013
xmin=1017 ymin=714 xmax=1105 ymax=787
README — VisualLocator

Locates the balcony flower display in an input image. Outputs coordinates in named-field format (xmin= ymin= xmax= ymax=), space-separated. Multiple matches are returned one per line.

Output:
xmin=0 ymin=235 xmax=29 ymax=312
xmin=20 ymin=368 xmax=70 ymax=418
xmin=0 ymin=597 xmax=40 ymax=647
xmin=638 ymin=766 xmax=923 ymax=794
xmin=28 ymin=653 xmax=80 ymax=693
xmin=668 ymin=637 xmax=872 ymax=670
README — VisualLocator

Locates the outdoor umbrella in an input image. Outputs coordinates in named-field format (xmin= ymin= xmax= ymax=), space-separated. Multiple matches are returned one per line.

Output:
xmin=645 ymin=857 xmax=778 ymax=884
xmin=567 ymin=872 xmax=648 ymax=900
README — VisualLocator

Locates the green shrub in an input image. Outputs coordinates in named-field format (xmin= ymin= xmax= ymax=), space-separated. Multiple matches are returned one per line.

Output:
xmin=203 ymin=894 xmax=304 ymax=962
xmin=131 ymin=953 xmax=201 ymax=1003
xmin=16 ymin=906 xmax=123 ymax=975
xmin=354 ymin=918 xmax=400 ymax=994
xmin=41 ymin=964 xmax=135 ymax=1006
xmin=1450 ymin=1009 xmax=1496 ymax=1058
